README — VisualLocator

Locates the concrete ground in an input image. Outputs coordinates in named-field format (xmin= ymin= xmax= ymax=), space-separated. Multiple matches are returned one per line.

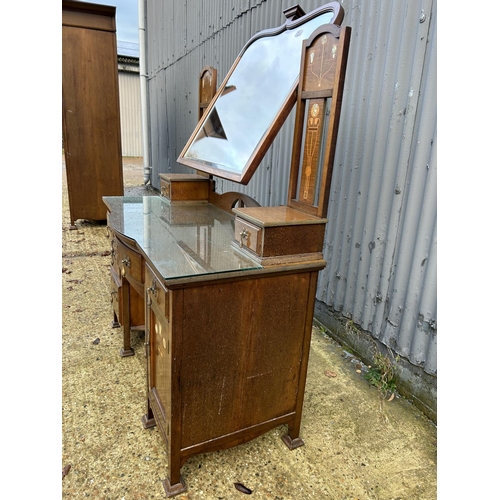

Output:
xmin=62 ymin=157 xmax=437 ymax=499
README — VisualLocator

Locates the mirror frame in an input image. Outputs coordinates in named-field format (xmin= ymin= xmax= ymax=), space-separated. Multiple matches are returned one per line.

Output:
xmin=177 ymin=1 xmax=344 ymax=185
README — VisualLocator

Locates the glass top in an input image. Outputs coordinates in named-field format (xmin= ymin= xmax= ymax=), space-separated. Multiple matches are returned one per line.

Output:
xmin=178 ymin=2 xmax=343 ymax=184
xmin=104 ymin=196 xmax=262 ymax=281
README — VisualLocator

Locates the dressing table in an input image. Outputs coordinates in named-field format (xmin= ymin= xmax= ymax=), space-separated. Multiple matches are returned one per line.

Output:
xmin=104 ymin=2 xmax=350 ymax=496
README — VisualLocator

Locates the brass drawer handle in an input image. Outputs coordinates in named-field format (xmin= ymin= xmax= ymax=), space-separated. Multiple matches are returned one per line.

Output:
xmin=145 ymin=328 xmax=150 ymax=357
xmin=161 ymin=183 xmax=171 ymax=198
xmin=239 ymin=228 xmax=249 ymax=248
xmin=121 ymin=256 xmax=131 ymax=277
xmin=147 ymin=278 xmax=158 ymax=297
xmin=110 ymin=238 xmax=117 ymax=265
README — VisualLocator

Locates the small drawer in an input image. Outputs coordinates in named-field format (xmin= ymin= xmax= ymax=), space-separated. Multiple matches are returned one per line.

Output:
xmin=234 ymin=217 xmax=263 ymax=256
xmin=116 ymin=240 xmax=143 ymax=285
xmin=160 ymin=178 xmax=171 ymax=199
xmin=145 ymin=265 xmax=169 ymax=320
xmin=159 ymin=173 xmax=210 ymax=202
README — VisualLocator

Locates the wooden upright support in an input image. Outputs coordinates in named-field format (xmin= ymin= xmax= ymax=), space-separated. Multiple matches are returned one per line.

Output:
xmin=288 ymin=24 xmax=351 ymax=218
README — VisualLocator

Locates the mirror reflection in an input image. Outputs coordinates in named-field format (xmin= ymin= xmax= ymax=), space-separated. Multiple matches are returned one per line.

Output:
xmin=181 ymin=11 xmax=334 ymax=182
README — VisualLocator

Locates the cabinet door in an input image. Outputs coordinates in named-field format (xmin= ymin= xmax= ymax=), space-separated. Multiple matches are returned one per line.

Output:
xmin=145 ymin=266 xmax=172 ymax=445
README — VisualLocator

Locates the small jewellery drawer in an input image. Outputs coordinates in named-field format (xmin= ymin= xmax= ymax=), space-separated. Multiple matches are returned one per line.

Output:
xmin=116 ymin=240 xmax=143 ymax=284
xmin=145 ymin=265 xmax=169 ymax=320
xmin=234 ymin=218 xmax=263 ymax=256
xmin=159 ymin=173 xmax=210 ymax=202
xmin=160 ymin=178 xmax=171 ymax=199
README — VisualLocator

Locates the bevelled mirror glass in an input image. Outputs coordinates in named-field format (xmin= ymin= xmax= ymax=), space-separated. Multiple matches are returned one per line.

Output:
xmin=178 ymin=2 xmax=343 ymax=185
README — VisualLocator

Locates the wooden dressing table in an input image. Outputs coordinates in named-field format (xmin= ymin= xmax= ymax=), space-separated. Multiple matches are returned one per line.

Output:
xmin=104 ymin=3 xmax=350 ymax=496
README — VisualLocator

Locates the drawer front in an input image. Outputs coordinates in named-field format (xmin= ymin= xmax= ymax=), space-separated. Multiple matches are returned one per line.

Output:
xmin=145 ymin=265 xmax=169 ymax=320
xmin=111 ymin=241 xmax=121 ymax=277
xmin=160 ymin=179 xmax=171 ymax=199
xmin=234 ymin=217 xmax=263 ymax=255
xmin=116 ymin=239 xmax=143 ymax=285
xmin=107 ymin=227 xmax=121 ymax=278
xmin=110 ymin=272 xmax=122 ymax=322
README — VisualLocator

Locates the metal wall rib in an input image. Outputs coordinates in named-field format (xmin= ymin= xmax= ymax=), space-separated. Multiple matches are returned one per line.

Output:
xmin=143 ymin=0 xmax=437 ymax=375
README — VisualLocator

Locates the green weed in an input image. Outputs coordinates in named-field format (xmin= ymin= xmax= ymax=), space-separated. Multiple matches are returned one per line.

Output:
xmin=364 ymin=351 xmax=398 ymax=396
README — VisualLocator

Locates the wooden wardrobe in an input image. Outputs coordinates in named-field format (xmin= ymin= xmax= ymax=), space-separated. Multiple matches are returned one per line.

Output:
xmin=62 ymin=0 xmax=124 ymax=228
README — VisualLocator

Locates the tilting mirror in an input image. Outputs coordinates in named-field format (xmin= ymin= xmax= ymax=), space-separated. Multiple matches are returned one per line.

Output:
xmin=178 ymin=2 xmax=343 ymax=184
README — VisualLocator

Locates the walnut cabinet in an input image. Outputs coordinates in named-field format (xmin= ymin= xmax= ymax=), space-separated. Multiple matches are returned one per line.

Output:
xmin=62 ymin=0 xmax=124 ymax=228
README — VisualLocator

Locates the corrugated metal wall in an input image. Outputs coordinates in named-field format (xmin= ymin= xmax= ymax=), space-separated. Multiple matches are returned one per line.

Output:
xmin=143 ymin=0 xmax=437 ymax=376
xmin=118 ymin=70 xmax=143 ymax=156
xmin=318 ymin=0 xmax=436 ymax=376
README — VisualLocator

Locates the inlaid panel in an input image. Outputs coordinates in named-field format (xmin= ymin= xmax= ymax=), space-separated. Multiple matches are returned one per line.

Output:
xmin=303 ymin=32 xmax=340 ymax=91
xmin=298 ymin=99 xmax=326 ymax=205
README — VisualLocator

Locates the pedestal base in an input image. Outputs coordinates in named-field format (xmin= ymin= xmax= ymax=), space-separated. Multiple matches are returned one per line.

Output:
xmin=141 ymin=413 xmax=156 ymax=429
xmin=162 ymin=476 xmax=187 ymax=498
xmin=281 ymin=433 xmax=305 ymax=450
xmin=120 ymin=347 xmax=135 ymax=357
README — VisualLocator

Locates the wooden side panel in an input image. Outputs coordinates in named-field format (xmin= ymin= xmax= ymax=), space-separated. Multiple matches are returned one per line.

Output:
xmin=262 ymin=224 xmax=325 ymax=258
xmin=62 ymin=12 xmax=123 ymax=224
xmin=129 ymin=285 xmax=145 ymax=328
xmin=199 ymin=66 xmax=217 ymax=121
xmin=170 ymin=180 xmax=210 ymax=202
xmin=177 ymin=272 xmax=313 ymax=449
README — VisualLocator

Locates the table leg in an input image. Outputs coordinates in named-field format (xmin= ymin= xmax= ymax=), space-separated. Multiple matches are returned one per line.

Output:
xmin=282 ymin=421 xmax=305 ymax=450
xmin=111 ymin=309 xmax=120 ymax=329
xmin=162 ymin=453 xmax=186 ymax=498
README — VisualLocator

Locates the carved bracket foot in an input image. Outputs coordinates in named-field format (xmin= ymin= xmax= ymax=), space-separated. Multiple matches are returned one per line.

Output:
xmin=111 ymin=320 xmax=120 ymax=329
xmin=141 ymin=413 xmax=156 ymax=429
xmin=162 ymin=476 xmax=187 ymax=498
xmin=281 ymin=433 xmax=305 ymax=450
xmin=119 ymin=347 xmax=135 ymax=357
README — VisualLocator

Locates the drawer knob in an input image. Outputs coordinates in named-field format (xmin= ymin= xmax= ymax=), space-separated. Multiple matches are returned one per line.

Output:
xmin=239 ymin=228 xmax=249 ymax=248
xmin=147 ymin=278 xmax=158 ymax=297
xmin=121 ymin=256 xmax=131 ymax=277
